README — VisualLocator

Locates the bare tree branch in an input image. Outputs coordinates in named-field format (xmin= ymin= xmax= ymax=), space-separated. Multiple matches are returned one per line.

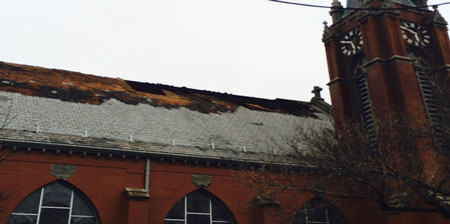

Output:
xmin=240 ymin=77 xmax=450 ymax=219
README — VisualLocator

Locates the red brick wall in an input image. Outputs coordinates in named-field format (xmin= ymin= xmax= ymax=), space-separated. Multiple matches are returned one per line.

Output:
xmin=0 ymin=149 xmax=447 ymax=224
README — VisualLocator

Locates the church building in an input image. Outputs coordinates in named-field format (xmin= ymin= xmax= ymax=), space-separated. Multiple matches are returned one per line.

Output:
xmin=0 ymin=0 xmax=449 ymax=224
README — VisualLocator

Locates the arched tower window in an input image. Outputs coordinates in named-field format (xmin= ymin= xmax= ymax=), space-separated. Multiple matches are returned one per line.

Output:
xmin=343 ymin=54 xmax=377 ymax=147
xmin=293 ymin=197 xmax=345 ymax=224
xmin=352 ymin=56 xmax=378 ymax=147
xmin=164 ymin=189 xmax=235 ymax=224
xmin=7 ymin=181 xmax=99 ymax=224
xmin=352 ymin=57 xmax=374 ymax=126
xmin=342 ymin=53 xmax=374 ymax=125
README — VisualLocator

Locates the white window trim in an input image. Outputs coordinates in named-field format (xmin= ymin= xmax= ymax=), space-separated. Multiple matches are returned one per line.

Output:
xmin=164 ymin=193 xmax=232 ymax=224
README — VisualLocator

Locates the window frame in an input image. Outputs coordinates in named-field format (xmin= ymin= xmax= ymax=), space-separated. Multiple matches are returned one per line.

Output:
xmin=293 ymin=197 xmax=345 ymax=224
xmin=8 ymin=181 xmax=98 ymax=224
xmin=164 ymin=190 xmax=235 ymax=224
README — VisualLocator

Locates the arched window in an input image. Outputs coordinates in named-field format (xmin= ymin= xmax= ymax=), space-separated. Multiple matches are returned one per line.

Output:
xmin=351 ymin=55 xmax=377 ymax=149
xmin=164 ymin=189 xmax=235 ymax=224
xmin=293 ymin=197 xmax=345 ymax=224
xmin=343 ymin=53 xmax=376 ymax=135
xmin=7 ymin=181 xmax=99 ymax=224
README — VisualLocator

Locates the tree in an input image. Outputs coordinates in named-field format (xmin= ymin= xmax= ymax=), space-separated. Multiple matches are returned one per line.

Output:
xmin=0 ymin=99 xmax=15 ymax=162
xmin=244 ymin=75 xmax=450 ymax=219
xmin=0 ymin=99 xmax=16 ymax=204
xmin=245 ymin=115 xmax=449 ymax=219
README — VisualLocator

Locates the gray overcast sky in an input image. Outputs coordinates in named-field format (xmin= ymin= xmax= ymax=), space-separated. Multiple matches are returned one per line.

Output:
xmin=1 ymin=0 xmax=449 ymax=103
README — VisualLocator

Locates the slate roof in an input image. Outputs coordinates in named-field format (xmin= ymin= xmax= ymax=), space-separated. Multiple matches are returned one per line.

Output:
xmin=0 ymin=61 xmax=332 ymax=164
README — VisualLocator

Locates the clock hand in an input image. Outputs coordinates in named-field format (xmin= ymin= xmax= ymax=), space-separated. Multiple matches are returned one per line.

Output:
xmin=401 ymin=26 xmax=417 ymax=34
xmin=340 ymin=41 xmax=354 ymax=44
xmin=414 ymin=34 xmax=420 ymax=42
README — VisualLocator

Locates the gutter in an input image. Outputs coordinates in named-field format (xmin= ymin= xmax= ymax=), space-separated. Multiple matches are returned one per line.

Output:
xmin=0 ymin=138 xmax=309 ymax=169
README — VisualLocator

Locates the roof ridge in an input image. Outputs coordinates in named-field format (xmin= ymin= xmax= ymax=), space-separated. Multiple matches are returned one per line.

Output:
xmin=0 ymin=61 xmax=322 ymax=117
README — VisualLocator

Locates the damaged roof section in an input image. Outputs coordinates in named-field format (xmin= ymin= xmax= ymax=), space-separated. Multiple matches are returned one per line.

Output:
xmin=0 ymin=61 xmax=319 ymax=117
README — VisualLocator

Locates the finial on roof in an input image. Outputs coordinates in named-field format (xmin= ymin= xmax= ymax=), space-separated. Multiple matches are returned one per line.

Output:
xmin=330 ymin=0 xmax=344 ymax=23
xmin=322 ymin=21 xmax=332 ymax=41
xmin=311 ymin=86 xmax=324 ymax=101
xmin=332 ymin=0 xmax=343 ymax=8
xmin=426 ymin=5 xmax=448 ymax=26
xmin=310 ymin=86 xmax=331 ymax=114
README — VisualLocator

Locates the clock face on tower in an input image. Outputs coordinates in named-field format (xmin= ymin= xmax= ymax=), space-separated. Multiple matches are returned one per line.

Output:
xmin=340 ymin=29 xmax=363 ymax=56
xmin=400 ymin=22 xmax=430 ymax=47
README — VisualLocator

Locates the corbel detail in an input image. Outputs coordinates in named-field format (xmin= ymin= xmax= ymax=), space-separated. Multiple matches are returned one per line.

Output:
xmin=124 ymin=187 xmax=150 ymax=201
xmin=50 ymin=164 xmax=76 ymax=180
xmin=253 ymin=194 xmax=280 ymax=207
xmin=192 ymin=174 xmax=212 ymax=188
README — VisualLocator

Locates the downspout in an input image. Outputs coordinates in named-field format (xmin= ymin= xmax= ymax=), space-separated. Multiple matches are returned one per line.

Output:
xmin=145 ymin=158 xmax=150 ymax=192
xmin=124 ymin=158 xmax=151 ymax=224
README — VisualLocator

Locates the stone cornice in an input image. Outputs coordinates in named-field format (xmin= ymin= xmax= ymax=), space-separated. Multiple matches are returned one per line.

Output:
xmin=327 ymin=77 xmax=352 ymax=86
xmin=363 ymin=55 xmax=413 ymax=68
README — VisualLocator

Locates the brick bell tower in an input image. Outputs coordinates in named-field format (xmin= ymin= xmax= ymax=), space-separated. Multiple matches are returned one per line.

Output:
xmin=322 ymin=0 xmax=450 ymax=135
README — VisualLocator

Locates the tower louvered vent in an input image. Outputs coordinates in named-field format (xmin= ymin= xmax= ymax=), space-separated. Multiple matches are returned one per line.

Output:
xmin=410 ymin=51 xmax=445 ymax=150
xmin=415 ymin=68 xmax=445 ymax=149
xmin=417 ymin=73 xmax=440 ymax=125
xmin=356 ymin=73 xmax=377 ymax=146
